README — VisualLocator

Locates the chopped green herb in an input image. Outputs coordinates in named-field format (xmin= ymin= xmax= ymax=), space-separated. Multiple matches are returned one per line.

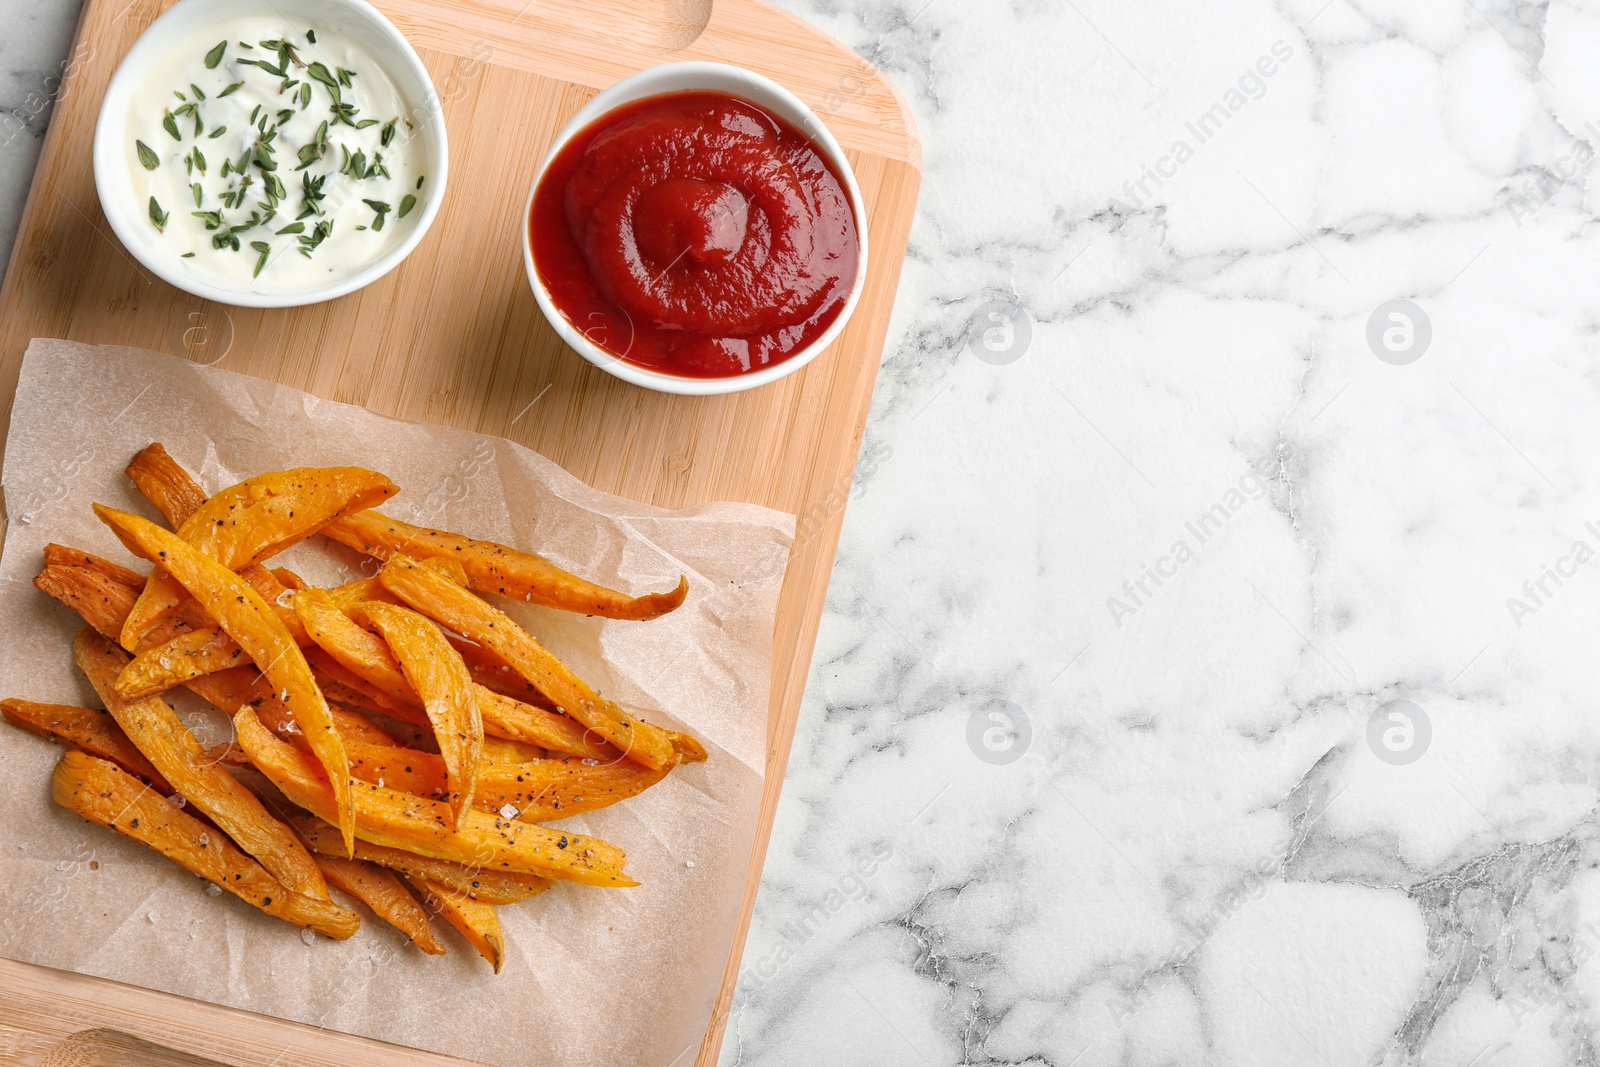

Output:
xmin=209 ymin=125 xmax=227 ymax=139
xmin=212 ymin=231 xmax=241 ymax=251
xmin=249 ymin=104 xmax=261 ymax=125
xmin=307 ymin=62 xmax=339 ymax=91
xmin=417 ymin=175 xmax=425 ymax=189
xmin=397 ymin=193 xmax=416 ymax=219
xmin=275 ymin=222 xmax=305 ymax=235
xmin=337 ymin=67 xmax=356 ymax=87
xmin=306 ymin=29 xmax=316 ymax=43
xmin=149 ymin=196 xmax=169 ymax=232
xmin=192 ymin=147 xmax=206 ymax=173
xmin=191 ymin=210 xmax=223 ymax=230
xmin=380 ymin=119 xmax=396 ymax=148
xmin=251 ymin=240 xmax=271 ymax=277
xmin=181 ymin=252 xmax=195 ymax=257
xmin=363 ymin=198 xmax=391 ymax=231
xmin=218 ymin=81 xmax=244 ymax=98
xmin=204 ymin=40 xmax=227 ymax=68
xmin=299 ymin=83 xmax=312 ymax=109
xmin=163 ymin=111 xmax=181 ymax=141
xmin=297 ymin=218 xmax=333 ymax=255
xmin=192 ymin=182 xmax=203 ymax=207
xmin=135 ymin=140 xmax=160 ymax=170
xmin=298 ymin=171 xmax=329 ymax=219
xmin=190 ymin=83 xmax=206 ymax=101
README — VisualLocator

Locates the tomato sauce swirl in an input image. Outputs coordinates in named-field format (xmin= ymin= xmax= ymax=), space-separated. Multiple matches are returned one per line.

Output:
xmin=530 ymin=91 xmax=860 ymax=379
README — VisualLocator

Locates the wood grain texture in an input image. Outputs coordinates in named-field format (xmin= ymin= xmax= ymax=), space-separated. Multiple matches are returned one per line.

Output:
xmin=0 ymin=0 xmax=920 ymax=1064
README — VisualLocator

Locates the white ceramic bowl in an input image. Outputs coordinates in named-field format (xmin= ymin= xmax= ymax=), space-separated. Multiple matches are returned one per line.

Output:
xmin=522 ymin=62 xmax=870 ymax=396
xmin=92 ymin=0 xmax=448 ymax=308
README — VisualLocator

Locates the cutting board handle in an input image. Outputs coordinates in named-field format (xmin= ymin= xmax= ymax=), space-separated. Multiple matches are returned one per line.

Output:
xmin=655 ymin=0 xmax=713 ymax=49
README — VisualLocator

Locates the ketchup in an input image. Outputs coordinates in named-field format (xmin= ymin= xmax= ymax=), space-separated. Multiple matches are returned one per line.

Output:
xmin=530 ymin=91 xmax=860 ymax=379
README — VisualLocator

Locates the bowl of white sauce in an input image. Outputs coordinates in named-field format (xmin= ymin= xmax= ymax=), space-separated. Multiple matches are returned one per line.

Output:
xmin=93 ymin=0 xmax=448 ymax=307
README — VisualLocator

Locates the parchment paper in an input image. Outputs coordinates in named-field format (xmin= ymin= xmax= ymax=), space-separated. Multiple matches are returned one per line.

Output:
xmin=0 ymin=339 xmax=793 ymax=1066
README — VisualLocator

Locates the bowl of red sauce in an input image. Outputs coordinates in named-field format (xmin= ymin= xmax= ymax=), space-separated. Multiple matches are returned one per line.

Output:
xmin=523 ymin=63 xmax=868 ymax=395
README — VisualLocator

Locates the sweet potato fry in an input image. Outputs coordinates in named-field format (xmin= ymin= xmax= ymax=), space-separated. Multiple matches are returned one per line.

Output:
xmin=117 ymin=625 xmax=250 ymax=698
xmin=314 ymin=854 xmax=446 ymax=955
xmin=324 ymin=510 xmax=686 ymax=620
xmin=199 ymin=742 xmax=253 ymax=768
xmin=378 ymin=555 xmax=678 ymax=769
xmin=297 ymin=599 xmax=608 ymax=759
xmin=296 ymin=590 xmax=417 ymax=705
xmin=411 ymin=876 xmax=504 ymax=972
xmin=95 ymin=505 xmax=356 ymax=856
xmin=116 ymin=563 xmax=307 ymax=701
xmin=311 ymin=656 xmax=427 ymax=722
xmin=74 ymin=628 xmax=330 ymax=901
xmin=341 ymin=738 xmax=668 ymax=822
xmin=235 ymin=707 xmax=634 ymax=887
xmin=474 ymin=687 xmax=619 ymax=761
xmin=126 ymin=442 xmax=208 ymax=528
xmin=52 ymin=750 xmax=359 ymax=939
xmin=42 ymin=543 xmax=145 ymax=588
xmin=121 ymin=467 xmax=397 ymax=649
xmin=290 ymin=814 xmax=550 ymax=904
xmin=31 ymin=557 xmax=374 ymax=752
xmin=35 ymin=555 xmax=142 ymax=640
xmin=482 ymin=736 xmax=547 ymax=764
xmin=346 ymin=601 xmax=482 ymax=827
xmin=184 ymin=666 xmax=386 ymax=747
xmin=117 ymin=559 xmax=469 ymax=701
xmin=323 ymin=557 xmax=468 ymax=612
xmin=1 ymin=698 xmax=173 ymax=793
xmin=459 ymin=653 xmax=547 ymax=703
xmin=35 ymin=544 xmax=216 ymax=656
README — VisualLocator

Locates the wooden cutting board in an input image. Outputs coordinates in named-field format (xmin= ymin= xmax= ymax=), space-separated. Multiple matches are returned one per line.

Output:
xmin=0 ymin=0 xmax=921 ymax=1062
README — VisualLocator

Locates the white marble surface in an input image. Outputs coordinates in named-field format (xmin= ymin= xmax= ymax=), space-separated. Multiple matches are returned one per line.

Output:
xmin=7 ymin=1 xmax=1600 ymax=1065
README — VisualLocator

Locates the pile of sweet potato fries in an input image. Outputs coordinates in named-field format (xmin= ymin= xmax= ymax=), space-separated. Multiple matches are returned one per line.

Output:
xmin=3 ymin=443 xmax=700 ymax=971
